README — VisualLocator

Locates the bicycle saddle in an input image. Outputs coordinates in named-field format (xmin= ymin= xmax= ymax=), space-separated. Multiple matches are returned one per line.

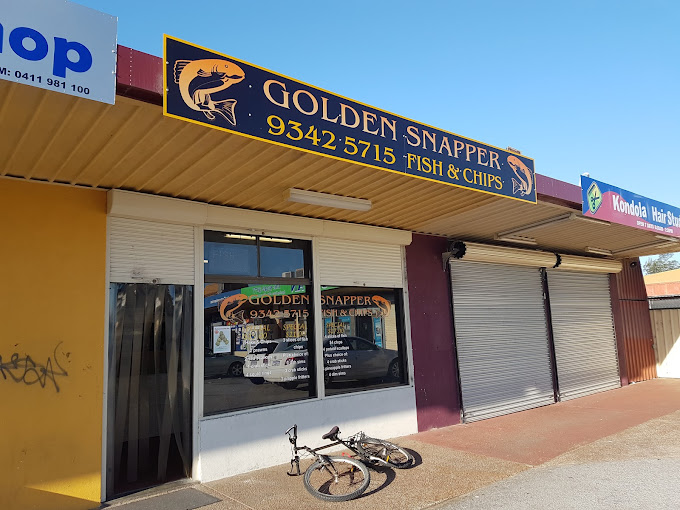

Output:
xmin=322 ymin=425 xmax=339 ymax=440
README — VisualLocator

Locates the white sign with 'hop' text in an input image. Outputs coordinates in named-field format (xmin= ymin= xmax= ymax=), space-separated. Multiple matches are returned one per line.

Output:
xmin=0 ymin=0 xmax=117 ymax=104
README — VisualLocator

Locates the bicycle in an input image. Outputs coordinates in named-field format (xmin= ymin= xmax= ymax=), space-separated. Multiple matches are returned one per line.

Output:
xmin=285 ymin=424 xmax=413 ymax=502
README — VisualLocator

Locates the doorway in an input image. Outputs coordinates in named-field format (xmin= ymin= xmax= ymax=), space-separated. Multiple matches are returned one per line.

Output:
xmin=106 ymin=283 xmax=194 ymax=499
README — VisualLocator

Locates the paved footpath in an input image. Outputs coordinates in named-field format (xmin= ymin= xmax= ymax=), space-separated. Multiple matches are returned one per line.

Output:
xmin=433 ymin=410 xmax=680 ymax=509
xmin=105 ymin=379 xmax=680 ymax=510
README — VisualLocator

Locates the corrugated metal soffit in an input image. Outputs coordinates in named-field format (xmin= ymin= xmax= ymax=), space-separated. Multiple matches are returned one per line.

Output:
xmin=449 ymin=260 xmax=555 ymax=422
xmin=316 ymin=238 xmax=405 ymax=288
xmin=547 ymin=270 xmax=621 ymax=400
xmin=109 ymin=217 xmax=195 ymax=284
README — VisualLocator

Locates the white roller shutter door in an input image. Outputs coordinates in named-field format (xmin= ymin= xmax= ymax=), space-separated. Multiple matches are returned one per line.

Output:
xmin=316 ymin=238 xmax=404 ymax=288
xmin=450 ymin=261 xmax=555 ymax=422
xmin=547 ymin=270 xmax=620 ymax=400
xmin=109 ymin=217 xmax=195 ymax=284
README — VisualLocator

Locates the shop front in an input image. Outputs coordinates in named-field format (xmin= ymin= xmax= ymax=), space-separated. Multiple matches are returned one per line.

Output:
xmin=1 ymin=14 xmax=675 ymax=509
xmin=104 ymin=192 xmax=415 ymax=494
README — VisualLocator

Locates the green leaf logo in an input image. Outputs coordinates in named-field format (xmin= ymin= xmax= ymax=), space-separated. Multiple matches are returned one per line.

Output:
xmin=587 ymin=182 xmax=603 ymax=214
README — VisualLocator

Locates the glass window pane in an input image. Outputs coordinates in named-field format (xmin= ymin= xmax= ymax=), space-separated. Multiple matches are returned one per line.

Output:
xmin=204 ymin=232 xmax=257 ymax=276
xmin=203 ymin=282 xmax=315 ymax=414
xmin=321 ymin=287 xmax=407 ymax=396
xmin=260 ymin=238 xmax=307 ymax=278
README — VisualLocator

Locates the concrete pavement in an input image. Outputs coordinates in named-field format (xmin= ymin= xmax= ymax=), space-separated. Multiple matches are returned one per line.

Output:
xmin=433 ymin=409 xmax=680 ymax=509
xmin=104 ymin=378 xmax=680 ymax=510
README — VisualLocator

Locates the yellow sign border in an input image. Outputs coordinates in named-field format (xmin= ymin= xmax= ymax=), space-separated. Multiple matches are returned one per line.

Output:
xmin=163 ymin=34 xmax=538 ymax=205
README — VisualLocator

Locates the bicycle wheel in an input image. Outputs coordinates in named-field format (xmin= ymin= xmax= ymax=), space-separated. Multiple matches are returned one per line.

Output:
xmin=356 ymin=438 xmax=413 ymax=469
xmin=303 ymin=456 xmax=370 ymax=502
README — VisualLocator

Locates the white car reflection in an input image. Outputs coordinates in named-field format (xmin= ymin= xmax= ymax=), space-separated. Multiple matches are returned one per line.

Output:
xmin=243 ymin=341 xmax=279 ymax=384
xmin=262 ymin=340 xmax=311 ymax=389
xmin=262 ymin=336 xmax=400 ymax=389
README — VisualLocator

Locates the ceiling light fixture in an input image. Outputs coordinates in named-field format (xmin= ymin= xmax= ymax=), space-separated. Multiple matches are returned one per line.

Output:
xmin=613 ymin=238 xmax=679 ymax=255
xmin=497 ymin=213 xmax=611 ymax=240
xmin=224 ymin=233 xmax=256 ymax=240
xmin=585 ymin=247 xmax=613 ymax=256
xmin=286 ymin=188 xmax=372 ymax=211
xmin=655 ymin=234 xmax=680 ymax=243
xmin=495 ymin=234 xmax=538 ymax=246
xmin=570 ymin=214 xmax=611 ymax=226
xmin=260 ymin=237 xmax=292 ymax=243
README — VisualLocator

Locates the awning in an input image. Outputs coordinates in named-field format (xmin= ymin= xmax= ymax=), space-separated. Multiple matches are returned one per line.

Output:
xmin=0 ymin=46 xmax=676 ymax=259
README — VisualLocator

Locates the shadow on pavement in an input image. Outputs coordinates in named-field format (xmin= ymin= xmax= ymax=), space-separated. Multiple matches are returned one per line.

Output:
xmin=360 ymin=465 xmax=397 ymax=498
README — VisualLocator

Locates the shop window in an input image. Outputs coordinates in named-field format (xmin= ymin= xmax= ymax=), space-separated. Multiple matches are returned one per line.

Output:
xmin=203 ymin=232 xmax=315 ymax=415
xmin=260 ymin=237 xmax=306 ymax=278
xmin=205 ymin=232 xmax=309 ymax=279
xmin=204 ymin=234 xmax=257 ymax=276
xmin=321 ymin=287 xmax=407 ymax=396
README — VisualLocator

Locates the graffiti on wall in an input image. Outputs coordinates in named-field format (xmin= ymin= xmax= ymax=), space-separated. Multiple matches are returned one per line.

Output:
xmin=0 ymin=342 xmax=69 ymax=392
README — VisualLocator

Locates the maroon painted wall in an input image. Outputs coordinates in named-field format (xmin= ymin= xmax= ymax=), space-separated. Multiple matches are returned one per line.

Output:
xmin=406 ymin=234 xmax=461 ymax=431
xmin=610 ymin=272 xmax=630 ymax=386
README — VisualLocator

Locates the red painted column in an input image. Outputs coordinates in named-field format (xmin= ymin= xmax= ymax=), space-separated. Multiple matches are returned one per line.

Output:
xmin=405 ymin=234 xmax=461 ymax=431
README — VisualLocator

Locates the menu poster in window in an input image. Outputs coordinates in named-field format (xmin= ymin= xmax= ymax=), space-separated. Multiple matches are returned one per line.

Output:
xmin=233 ymin=325 xmax=247 ymax=351
xmin=213 ymin=325 xmax=232 ymax=353
xmin=373 ymin=317 xmax=383 ymax=347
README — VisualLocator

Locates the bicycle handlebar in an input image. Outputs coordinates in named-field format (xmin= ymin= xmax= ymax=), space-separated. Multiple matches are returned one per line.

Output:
xmin=285 ymin=424 xmax=298 ymax=445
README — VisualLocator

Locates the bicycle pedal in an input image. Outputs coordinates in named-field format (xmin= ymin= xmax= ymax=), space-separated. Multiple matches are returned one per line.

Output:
xmin=287 ymin=459 xmax=301 ymax=476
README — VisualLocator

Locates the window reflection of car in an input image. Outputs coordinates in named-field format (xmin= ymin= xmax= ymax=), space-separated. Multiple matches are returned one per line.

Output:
xmin=204 ymin=353 xmax=244 ymax=378
xmin=324 ymin=336 xmax=401 ymax=382
xmin=243 ymin=341 xmax=279 ymax=384
xmin=263 ymin=340 xmax=310 ymax=389
xmin=262 ymin=336 xmax=401 ymax=389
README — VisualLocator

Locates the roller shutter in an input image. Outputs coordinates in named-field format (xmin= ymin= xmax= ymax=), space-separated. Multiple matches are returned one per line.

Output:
xmin=450 ymin=260 xmax=555 ymax=422
xmin=547 ymin=270 xmax=620 ymax=400
xmin=109 ymin=217 xmax=195 ymax=284
xmin=316 ymin=238 xmax=404 ymax=288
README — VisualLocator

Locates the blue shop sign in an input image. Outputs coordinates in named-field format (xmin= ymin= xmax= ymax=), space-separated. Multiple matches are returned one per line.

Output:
xmin=582 ymin=176 xmax=680 ymax=238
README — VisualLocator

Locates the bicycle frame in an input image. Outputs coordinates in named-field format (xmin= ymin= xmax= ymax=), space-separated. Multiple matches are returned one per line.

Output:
xmin=286 ymin=424 xmax=357 ymax=476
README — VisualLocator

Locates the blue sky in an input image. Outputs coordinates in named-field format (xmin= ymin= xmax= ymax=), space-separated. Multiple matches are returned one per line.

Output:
xmin=77 ymin=0 xmax=679 ymax=261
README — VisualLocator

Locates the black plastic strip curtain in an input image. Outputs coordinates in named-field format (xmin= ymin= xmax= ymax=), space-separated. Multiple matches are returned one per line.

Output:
xmin=108 ymin=284 xmax=193 ymax=497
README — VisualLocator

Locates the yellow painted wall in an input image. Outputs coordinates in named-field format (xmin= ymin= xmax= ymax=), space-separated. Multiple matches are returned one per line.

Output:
xmin=0 ymin=180 xmax=107 ymax=510
xmin=644 ymin=268 xmax=680 ymax=285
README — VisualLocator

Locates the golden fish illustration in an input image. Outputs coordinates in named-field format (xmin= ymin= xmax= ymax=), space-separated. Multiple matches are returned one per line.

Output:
xmin=372 ymin=296 xmax=392 ymax=317
xmin=508 ymin=155 xmax=533 ymax=197
xmin=231 ymin=310 xmax=247 ymax=325
xmin=173 ymin=58 xmax=245 ymax=125
xmin=219 ymin=293 xmax=248 ymax=322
